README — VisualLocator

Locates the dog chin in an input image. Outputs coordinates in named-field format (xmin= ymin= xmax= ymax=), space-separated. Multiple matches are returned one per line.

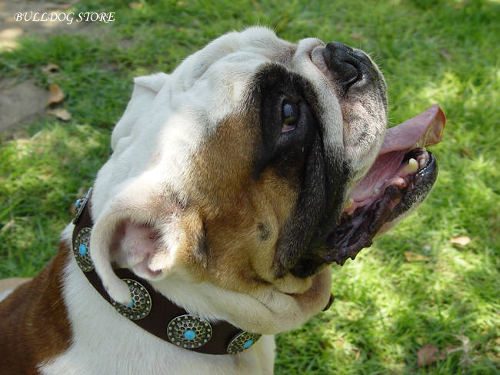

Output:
xmin=279 ymin=267 xmax=331 ymax=306
xmin=255 ymin=268 xmax=332 ymax=333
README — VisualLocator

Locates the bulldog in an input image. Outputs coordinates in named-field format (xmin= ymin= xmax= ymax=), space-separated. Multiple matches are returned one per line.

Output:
xmin=0 ymin=27 xmax=445 ymax=374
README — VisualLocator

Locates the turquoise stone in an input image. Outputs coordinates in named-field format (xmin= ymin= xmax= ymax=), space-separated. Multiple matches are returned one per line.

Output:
xmin=184 ymin=329 xmax=196 ymax=340
xmin=243 ymin=339 xmax=254 ymax=349
xmin=78 ymin=244 xmax=87 ymax=256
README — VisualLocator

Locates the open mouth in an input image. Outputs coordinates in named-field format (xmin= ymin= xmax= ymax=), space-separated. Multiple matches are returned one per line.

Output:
xmin=325 ymin=105 xmax=446 ymax=265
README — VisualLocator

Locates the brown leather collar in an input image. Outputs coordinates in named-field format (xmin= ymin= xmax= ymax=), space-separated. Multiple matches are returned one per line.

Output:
xmin=71 ymin=189 xmax=261 ymax=355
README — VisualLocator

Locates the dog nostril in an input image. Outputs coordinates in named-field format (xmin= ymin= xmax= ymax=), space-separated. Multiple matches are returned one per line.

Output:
xmin=336 ymin=62 xmax=359 ymax=87
xmin=323 ymin=42 xmax=362 ymax=89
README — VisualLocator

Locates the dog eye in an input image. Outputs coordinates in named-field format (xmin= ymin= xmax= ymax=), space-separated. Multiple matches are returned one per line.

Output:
xmin=281 ymin=101 xmax=299 ymax=133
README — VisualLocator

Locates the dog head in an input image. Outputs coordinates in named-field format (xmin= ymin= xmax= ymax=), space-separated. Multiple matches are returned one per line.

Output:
xmin=88 ymin=27 xmax=443 ymax=334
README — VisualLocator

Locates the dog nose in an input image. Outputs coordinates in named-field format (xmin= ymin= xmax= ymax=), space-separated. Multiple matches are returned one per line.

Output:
xmin=323 ymin=42 xmax=365 ymax=89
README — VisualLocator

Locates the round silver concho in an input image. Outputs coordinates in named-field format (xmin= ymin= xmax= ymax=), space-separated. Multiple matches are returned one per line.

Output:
xmin=73 ymin=188 xmax=92 ymax=224
xmin=72 ymin=227 xmax=94 ymax=272
xmin=111 ymin=279 xmax=152 ymax=321
xmin=227 ymin=331 xmax=262 ymax=354
xmin=166 ymin=314 xmax=212 ymax=349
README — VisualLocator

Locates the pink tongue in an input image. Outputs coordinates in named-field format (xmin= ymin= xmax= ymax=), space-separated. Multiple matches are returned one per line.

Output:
xmin=379 ymin=104 xmax=446 ymax=155
xmin=348 ymin=105 xmax=446 ymax=204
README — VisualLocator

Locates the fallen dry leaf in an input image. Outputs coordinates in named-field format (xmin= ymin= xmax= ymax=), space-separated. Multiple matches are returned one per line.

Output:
xmin=450 ymin=235 xmax=471 ymax=246
xmin=41 ymin=63 xmax=60 ymax=74
xmin=47 ymin=108 xmax=72 ymax=121
xmin=47 ymin=83 xmax=64 ymax=105
xmin=460 ymin=148 xmax=472 ymax=156
xmin=417 ymin=343 xmax=445 ymax=367
xmin=404 ymin=251 xmax=431 ymax=262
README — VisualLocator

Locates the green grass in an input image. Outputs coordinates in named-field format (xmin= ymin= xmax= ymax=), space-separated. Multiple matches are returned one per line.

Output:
xmin=1 ymin=0 xmax=499 ymax=373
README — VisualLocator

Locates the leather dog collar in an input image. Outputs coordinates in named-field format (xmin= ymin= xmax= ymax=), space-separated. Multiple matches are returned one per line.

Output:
xmin=71 ymin=189 xmax=261 ymax=355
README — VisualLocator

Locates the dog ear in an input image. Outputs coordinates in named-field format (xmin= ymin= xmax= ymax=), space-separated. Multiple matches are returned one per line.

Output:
xmin=111 ymin=73 xmax=170 ymax=150
xmin=89 ymin=173 xmax=205 ymax=305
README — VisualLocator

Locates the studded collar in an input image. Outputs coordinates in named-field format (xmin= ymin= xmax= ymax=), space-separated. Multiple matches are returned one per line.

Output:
xmin=71 ymin=189 xmax=261 ymax=355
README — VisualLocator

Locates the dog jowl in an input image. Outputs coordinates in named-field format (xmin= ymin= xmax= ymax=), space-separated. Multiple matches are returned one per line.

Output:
xmin=0 ymin=27 xmax=445 ymax=374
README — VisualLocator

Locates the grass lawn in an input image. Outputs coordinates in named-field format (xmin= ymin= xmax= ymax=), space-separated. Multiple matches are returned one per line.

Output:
xmin=1 ymin=0 xmax=499 ymax=373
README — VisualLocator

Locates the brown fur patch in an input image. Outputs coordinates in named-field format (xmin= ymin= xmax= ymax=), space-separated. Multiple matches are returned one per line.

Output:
xmin=0 ymin=243 xmax=72 ymax=374
xmin=181 ymin=114 xmax=312 ymax=294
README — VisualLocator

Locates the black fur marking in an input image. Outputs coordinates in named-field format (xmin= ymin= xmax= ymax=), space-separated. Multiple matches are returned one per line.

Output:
xmin=245 ymin=63 xmax=351 ymax=278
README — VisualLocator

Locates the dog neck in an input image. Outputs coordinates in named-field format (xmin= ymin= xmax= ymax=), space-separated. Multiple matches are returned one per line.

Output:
xmin=41 ymin=237 xmax=275 ymax=375
xmin=71 ymin=189 xmax=262 ymax=356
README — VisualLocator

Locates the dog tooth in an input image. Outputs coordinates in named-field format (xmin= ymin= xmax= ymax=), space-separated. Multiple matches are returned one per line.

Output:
xmin=372 ymin=187 xmax=380 ymax=196
xmin=419 ymin=158 xmax=427 ymax=168
xmin=404 ymin=158 xmax=419 ymax=173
